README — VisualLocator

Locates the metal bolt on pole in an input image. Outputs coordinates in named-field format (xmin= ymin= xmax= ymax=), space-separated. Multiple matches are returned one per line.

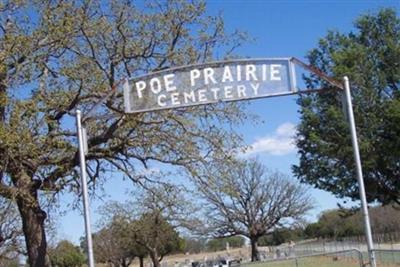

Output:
xmin=343 ymin=76 xmax=376 ymax=267
xmin=76 ymin=110 xmax=95 ymax=267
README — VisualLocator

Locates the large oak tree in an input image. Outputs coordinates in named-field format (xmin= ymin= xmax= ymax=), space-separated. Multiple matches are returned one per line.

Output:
xmin=0 ymin=1 xmax=248 ymax=265
xmin=197 ymin=159 xmax=313 ymax=261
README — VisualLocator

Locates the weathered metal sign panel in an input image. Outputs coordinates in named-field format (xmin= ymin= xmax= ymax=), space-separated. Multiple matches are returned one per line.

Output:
xmin=124 ymin=58 xmax=296 ymax=113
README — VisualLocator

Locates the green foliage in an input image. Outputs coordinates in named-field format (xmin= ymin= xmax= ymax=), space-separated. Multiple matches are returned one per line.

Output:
xmin=89 ymin=216 xmax=141 ymax=266
xmin=133 ymin=211 xmax=183 ymax=257
xmin=306 ymin=210 xmax=363 ymax=239
xmin=182 ymin=238 xmax=207 ymax=254
xmin=294 ymin=8 xmax=400 ymax=204
xmin=93 ymin=195 xmax=185 ymax=267
xmin=0 ymin=258 xmax=20 ymax=267
xmin=304 ymin=223 xmax=321 ymax=239
xmin=49 ymin=240 xmax=85 ymax=267
xmin=0 ymin=0 xmax=250 ymax=265
xmin=259 ymin=228 xmax=304 ymax=246
xmin=304 ymin=205 xmax=400 ymax=240
xmin=206 ymin=236 xmax=245 ymax=252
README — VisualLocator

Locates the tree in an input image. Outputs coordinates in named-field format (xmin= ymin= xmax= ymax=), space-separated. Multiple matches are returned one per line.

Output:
xmin=94 ymin=184 xmax=189 ymax=267
xmin=197 ymin=159 xmax=313 ymax=262
xmin=90 ymin=216 xmax=145 ymax=267
xmin=314 ymin=210 xmax=363 ymax=239
xmin=128 ymin=185 xmax=187 ymax=267
xmin=304 ymin=223 xmax=322 ymax=239
xmin=48 ymin=240 xmax=85 ymax=267
xmin=304 ymin=205 xmax=400 ymax=239
xmin=369 ymin=205 xmax=400 ymax=233
xmin=259 ymin=227 xmax=304 ymax=246
xmin=182 ymin=238 xmax=207 ymax=254
xmin=131 ymin=211 xmax=184 ymax=267
xmin=293 ymin=8 xmax=400 ymax=205
xmin=0 ymin=1 xmax=248 ymax=265
xmin=206 ymin=236 xmax=245 ymax=252
xmin=0 ymin=197 xmax=22 ymax=262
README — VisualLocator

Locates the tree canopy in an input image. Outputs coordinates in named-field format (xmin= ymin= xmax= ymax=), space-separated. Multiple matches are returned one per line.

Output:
xmin=89 ymin=215 xmax=147 ymax=267
xmin=304 ymin=205 xmax=400 ymax=240
xmin=93 ymin=186 xmax=186 ymax=267
xmin=197 ymin=158 xmax=313 ymax=261
xmin=294 ymin=8 xmax=400 ymax=205
xmin=49 ymin=240 xmax=85 ymax=267
xmin=0 ymin=1 xmax=248 ymax=265
xmin=132 ymin=211 xmax=184 ymax=267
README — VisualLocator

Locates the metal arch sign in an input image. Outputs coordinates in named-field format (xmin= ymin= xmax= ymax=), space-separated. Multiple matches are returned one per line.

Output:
xmin=123 ymin=58 xmax=297 ymax=113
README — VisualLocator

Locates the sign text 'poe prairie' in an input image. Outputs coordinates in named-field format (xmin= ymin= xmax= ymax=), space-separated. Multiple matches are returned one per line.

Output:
xmin=124 ymin=58 xmax=296 ymax=113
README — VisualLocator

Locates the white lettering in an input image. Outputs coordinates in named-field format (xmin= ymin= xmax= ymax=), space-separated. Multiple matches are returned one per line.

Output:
xmin=170 ymin=92 xmax=180 ymax=105
xmin=237 ymin=85 xmax=246 ymax=98
xmin=204 ymin=68 xmax=217 ymax=85
xmin=250 ymin=83 xmax=260 ymax=95
xmin=224 ymin=86 xmax=233 ymax=98
xmin=262 ymin=64 xmax=267 ymax=81
xmin=183 ymin=91 xmax=196 ymax=103
xmin=150 ymin=77 xmax=162 ymax=94
xmin=190 ymin=69 xmax=201 ymax=86
xmin=246 ymin=65 xmax=257 ymax=81
xmin=157 ymin=94 xmax=166 ymax=107
xmin=211 ymin=88 xmax=220 ymax=100
xmin=164 ymin=74 xmax=176 ymax=92
xmin=198 ymin=89 xmax=207 ymax=102
xmin=222 ymin=66 xmax=234 ymax=83
xmin=236 ymin=65 xmax=242 ymax=81
xmin=135 ymin=81 xmax=146 ymax=98
xmin=271 ymin=64 xmax=281 ymax=81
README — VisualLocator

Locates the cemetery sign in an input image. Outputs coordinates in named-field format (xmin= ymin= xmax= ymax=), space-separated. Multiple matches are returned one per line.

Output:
xmin=124 ymin=58 xmax=296 ymax=113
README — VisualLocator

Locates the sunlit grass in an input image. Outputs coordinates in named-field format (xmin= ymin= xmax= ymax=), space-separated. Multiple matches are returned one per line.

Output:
xmin=243 ymin=254 xmax=400 ymax=267
xmin=244 ymin=256 xmax=361 ymax=267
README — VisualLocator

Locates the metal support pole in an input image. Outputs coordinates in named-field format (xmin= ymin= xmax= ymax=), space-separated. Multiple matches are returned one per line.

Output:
xmin=343 ymin=76 xmax=376 ymax=267
xmin=76 ymin=110 xmax=95 ymax=267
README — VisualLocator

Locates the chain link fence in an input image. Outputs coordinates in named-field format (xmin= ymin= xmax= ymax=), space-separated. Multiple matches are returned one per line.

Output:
xmin=155 ymin=233 xmax=400 ymax=267
xmin=269 ymin=232 xmax=400 ymax=259
xmin=241 ymin=249 xmax=400 ymax=267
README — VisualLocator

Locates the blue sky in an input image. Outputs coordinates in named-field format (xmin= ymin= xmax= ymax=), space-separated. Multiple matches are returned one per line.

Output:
xmin=56 ymin=1 xmax=400 ymax=244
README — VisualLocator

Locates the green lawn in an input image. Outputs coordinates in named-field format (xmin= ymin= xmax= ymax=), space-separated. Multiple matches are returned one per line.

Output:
xmin=373 ymin=251 xmax=400 ymax=266
xmin=243 ymin=256 xmax=362 ymax=267
xmin=243 ymin=255 xmax=400 ymax=267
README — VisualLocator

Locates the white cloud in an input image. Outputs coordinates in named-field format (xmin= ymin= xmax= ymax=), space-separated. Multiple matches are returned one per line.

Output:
xmin=244 ymin=122 xmax=297 ymax=156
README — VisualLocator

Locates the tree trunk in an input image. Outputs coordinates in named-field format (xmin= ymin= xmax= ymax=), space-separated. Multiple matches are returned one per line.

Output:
xmin=139 ymin=256 xmax=144 ymax=267
xmin=16 ymin=189 xmax=51 ymax=267
xmin=250 ymin=236 xmax=260 ymax=262
xmin=149 ymin=249 xmax=161 ymax=267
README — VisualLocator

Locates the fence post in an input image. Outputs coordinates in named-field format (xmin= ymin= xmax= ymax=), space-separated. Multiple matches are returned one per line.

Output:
xmin=358 ymin=250 xmax=364 ymax=267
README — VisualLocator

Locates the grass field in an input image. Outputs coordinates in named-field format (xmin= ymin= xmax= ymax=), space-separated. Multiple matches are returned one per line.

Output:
xmin=123 ymin=246 xmax=400 ymax=267
xmin=243 ymin=255 xmax=400 ymax=267
xmin=373 ymin=250 xmax=400 ymax=266
xmin=244 ymin=256 xmax=362 ymax=267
